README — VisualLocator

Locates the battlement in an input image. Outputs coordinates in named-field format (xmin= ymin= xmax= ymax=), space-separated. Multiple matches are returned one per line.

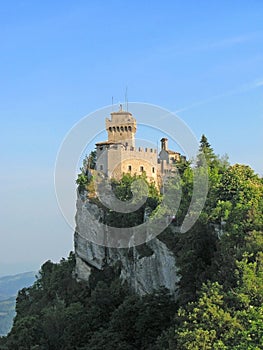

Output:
xmin=105 ymin=105 xmax=136 ymax=147
xmin=137 ymin=147 xmax=157 ymax=154
xmin=96 ymin=142 xmax=157 ymax=153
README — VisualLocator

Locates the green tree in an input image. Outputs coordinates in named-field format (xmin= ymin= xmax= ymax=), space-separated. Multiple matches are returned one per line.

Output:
xmin=4 ymin=316 xmax=42 ymax=350
xmin=76 ymin=173 xmax=88 ymax=192
xmin=197 ymin=134 xmax=222 ymax=169
xmin=210 ymin=164 xmax=263 ymax=289
xmin=157 ymin=282 xmax=242 ymax=350
xmin=226 ymin=253 xmax=263 ymax=349
xmin=87 ymin=150 xmax=97 ymax=170
xmin=105 ymin=173 xmax=160 ymax=228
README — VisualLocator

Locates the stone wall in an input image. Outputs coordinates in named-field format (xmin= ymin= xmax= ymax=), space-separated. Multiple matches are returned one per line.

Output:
xmin=96 ymin=144 xmax=159 ymax=182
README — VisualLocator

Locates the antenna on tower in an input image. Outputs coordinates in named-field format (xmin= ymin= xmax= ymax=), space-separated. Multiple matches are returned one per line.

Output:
xmin=125 ymin=86 xmax=128 ymax=111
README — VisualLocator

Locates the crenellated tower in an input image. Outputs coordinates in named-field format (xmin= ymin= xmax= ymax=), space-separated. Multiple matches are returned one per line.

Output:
xmin=106 ymin=104 xmax=136 ymax=147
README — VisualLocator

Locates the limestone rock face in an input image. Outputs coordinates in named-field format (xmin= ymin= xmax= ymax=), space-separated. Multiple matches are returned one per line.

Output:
xmin=74 ymin=194 xmax=180 ymax=296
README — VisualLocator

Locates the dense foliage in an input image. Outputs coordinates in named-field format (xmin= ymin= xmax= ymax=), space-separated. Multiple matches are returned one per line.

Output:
xmin=1 ymin=136 xmax=262 ymax=349
xmin=0 ymin=255 xmax=176 ymax=350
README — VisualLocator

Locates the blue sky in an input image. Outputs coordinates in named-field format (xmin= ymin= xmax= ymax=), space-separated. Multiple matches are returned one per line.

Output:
xmin=0 ymin=1 xmax=262 ymax=274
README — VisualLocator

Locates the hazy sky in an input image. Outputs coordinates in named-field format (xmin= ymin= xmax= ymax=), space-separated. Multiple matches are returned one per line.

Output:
xmin=0 ymin=1 xmax=263 ymax=275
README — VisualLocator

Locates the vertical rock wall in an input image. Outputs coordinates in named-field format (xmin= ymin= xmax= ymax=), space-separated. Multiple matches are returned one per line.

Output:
xmin=74 ymin=195 xmax=180 ymax=295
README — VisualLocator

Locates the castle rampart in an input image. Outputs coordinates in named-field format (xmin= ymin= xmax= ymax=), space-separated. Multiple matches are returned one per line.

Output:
xmin=95 ymin=106 xmax=185 ymax=184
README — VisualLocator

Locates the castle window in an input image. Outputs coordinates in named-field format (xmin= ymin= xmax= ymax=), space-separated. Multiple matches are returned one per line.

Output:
xmin=117 ymin=126 xmax=120 ymax=132
xmin=109 ymin=127 xmax=112 ymax=132
xmin=125 ymin=126 xmax=128 ymax=132
xmin=152 ymin=167 xmax=155 ymax=173
xmin=113 ymin=127 xmax=116 ymax=132
xmin=128 ymin=165 xmax=132 ymax=171
xmin=128 ymin=126 xmax=132 ymax=131
xmin=120 ymin=126 xmax=124 ymax=131
xmin=140 ymin=166 xmax=144 ymax=172
xmin=100 ymin=165 xmax=103 ymax=170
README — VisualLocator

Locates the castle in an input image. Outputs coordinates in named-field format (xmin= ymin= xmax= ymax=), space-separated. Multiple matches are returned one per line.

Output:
xmin=75 ymin=106 xmax=185 ymax=294
xmin=95 ymin=105 xmax=185 ymax=185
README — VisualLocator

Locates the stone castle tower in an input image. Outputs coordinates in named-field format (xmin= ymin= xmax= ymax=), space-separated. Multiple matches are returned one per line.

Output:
xmin=106 ymin=105 xmax=136 ymax=147
xmin=95 ymin=105 xmax=185 ymax=184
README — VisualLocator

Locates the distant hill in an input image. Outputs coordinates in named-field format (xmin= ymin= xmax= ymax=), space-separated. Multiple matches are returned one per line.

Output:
xmin=0 ymin=297 xmax=16 ymax=336
xmin=0 ymin=271 xmax=36 ymax=301
xmin=0 ymin=271 xmax=36 ymax=336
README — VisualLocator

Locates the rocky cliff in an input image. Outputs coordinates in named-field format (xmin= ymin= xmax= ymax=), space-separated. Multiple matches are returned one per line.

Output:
xmin=74 ymin=193 xmax=180 ymax=296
